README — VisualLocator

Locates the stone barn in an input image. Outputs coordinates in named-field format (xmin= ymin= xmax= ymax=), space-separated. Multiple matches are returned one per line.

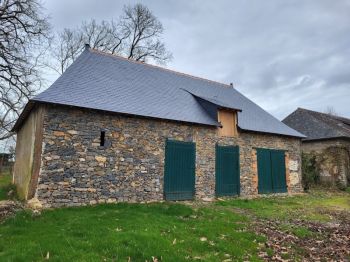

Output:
xmin=283 ymin=108 xmax=350 ymax=187
xmin=12 ymin=45 xmax=304 ymax=208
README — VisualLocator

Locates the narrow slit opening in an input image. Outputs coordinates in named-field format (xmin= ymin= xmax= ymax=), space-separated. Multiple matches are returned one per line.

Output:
xmin=100 ymin=131 xmax=105 ymax=146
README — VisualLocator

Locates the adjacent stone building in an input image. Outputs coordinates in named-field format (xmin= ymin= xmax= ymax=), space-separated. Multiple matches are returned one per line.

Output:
xmin=283 ymin=108 xmax=350 ymax=187
xmin=12 ymin=46 xmax=304 ymax=208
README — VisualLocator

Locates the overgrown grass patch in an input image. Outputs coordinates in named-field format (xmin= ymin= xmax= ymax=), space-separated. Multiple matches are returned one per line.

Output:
xmin=0 ymin=202 xmax=264 ymax=261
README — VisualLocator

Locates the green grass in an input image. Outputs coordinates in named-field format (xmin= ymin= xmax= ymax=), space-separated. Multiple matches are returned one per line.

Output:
xmin=0 ymin=203 xmax=264 ymax=261
xmin=279 ymin=224 xmax=315 ymax=239
xmin=216 ymin=190 xmax=350 ymax=221
xmin=291 ymin=226 xmax=314 ymax=239
xmin=0 ymin=190 xmax=349 ymax=261
xmin=0 ymin=171 xmax=13 ymax=200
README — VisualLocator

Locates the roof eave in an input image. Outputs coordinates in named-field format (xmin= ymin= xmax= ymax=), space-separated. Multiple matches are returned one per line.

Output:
xmin=25 ymin=100 xmax=222 ymax=129
xmin=302 ymin=136 xmax=350 ymax=142
xmin=11 ymin=100 xmax=36 ymax=132
xmin=14 ymin=100 xmax=304 ymax=139
xmin=238 ymin=126 xmax=306 ymax=139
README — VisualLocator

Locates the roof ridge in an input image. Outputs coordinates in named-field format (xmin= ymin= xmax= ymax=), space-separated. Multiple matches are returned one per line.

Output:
xmin=89 ymin=48 xmax=232 ymax=88
xmin=298 ymin=107 xmax=350 ymax=122
xmin=298 ymin=107 xmax=338 ymax=119
xmin=299 ymin=107 xmax=350 ymax=137
xmin=299 ymin=108 xmax=340 ymax=125
xmin=332 ymin=114 xmax=350 ymax=123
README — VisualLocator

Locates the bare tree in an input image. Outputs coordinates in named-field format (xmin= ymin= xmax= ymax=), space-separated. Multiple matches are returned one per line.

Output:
xmin=121 ymin=3 xmax=171 ymax=63
xmin=0 ymin=0 xmax=51 ymax=140
xmin=49 ymin=3 xmax=172 ymax=75
xmin=49 ymin=20 xmax=125 ymax=74
xmin=325 ymin=106 xmax=338 ymax=116
xmin=50 ymin=28 xmax=84 ymax=75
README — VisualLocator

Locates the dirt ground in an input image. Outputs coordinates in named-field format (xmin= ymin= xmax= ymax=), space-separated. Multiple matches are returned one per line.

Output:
xmin=0 ymin=200 xmax=22 ymax=222
xmin=256 ymin=209 xmax=350 ymax=261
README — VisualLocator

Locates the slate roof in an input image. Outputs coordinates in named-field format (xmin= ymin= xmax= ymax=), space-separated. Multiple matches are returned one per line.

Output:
xmin=13 ymin=47 xmax=304 ymax=138
xmin=283 ymin=108 xmax=350 ymax=141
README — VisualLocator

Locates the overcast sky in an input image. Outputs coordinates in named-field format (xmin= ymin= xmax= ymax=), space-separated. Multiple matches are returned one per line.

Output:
xmin=43 ymin=0 xmax=350 ymax=120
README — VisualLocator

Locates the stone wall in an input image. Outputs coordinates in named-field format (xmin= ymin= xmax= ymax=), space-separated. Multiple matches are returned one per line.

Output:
xmin=33 ymin=105 xmax=302 ymax=207
xmin=302 ymin=139 xmax=350 ymax=187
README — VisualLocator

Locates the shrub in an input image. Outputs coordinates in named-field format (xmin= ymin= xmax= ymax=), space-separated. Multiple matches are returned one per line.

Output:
xmin=301 ymin=153 xmax=319 ymax=191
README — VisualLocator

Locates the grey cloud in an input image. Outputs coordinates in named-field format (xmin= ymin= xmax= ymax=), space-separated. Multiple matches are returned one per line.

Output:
xmin=42 ymin=0 xmax=350 ymax=119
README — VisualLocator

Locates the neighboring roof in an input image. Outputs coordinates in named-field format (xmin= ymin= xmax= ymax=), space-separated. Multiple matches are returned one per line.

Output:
xmin=13 ymin=47 xmax=304 ymax=138
xmin=283 ymin=108 xmax=350 ymax=141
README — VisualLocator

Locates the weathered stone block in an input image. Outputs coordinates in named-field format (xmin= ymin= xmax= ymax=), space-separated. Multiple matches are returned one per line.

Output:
xmin=53 ymin=131 xmax=65 ymax=136
xmin=289 ymin=160 xmax=299 ymax=171
xmin=27 ymin=198 xmax=43 ymax=209
xmin=67 ymin=130 xmax=79 ymax=135
xmin=289 ymin=172 xmax=300 ymax=186
xmin=95 ymin=156 xmax=107 ymax=163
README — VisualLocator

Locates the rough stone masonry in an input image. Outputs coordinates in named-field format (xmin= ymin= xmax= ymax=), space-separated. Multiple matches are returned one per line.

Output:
xmin=29 ymin=105 xmax=303 ymax=208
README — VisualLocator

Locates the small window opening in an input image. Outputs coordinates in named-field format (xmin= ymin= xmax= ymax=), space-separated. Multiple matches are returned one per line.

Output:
xmin=100 ymin=131 xmax=105 ymax=146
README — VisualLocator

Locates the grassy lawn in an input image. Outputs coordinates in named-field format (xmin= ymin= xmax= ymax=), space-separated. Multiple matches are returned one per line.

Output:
xmin=0 ymin=189 xmax=349 ymax=261
xmin=0 ymin=203 xmax=264 ymax=261
xmin=0 ymin=171 xmax=13 ymax=200
xmin=216 ymin=190 xmax=350 ymax=221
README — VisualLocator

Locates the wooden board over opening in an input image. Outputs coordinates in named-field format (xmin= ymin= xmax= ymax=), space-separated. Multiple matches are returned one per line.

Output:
xmin=218 ymin=109 xmax=238 ymax=137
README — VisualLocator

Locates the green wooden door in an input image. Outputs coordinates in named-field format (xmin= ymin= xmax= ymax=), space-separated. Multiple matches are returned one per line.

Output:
xmin=257 ymin=148 xmax=273 ymax=194
xmin=164 ymin=140 xmax=196 ymax=201
xmin=271 ymin=150 xmax=287 ymax=193
xmin=216 ymin=145 xmax=240 ymax=196
xmin=257 ymin=148 xmax=287 ymax=194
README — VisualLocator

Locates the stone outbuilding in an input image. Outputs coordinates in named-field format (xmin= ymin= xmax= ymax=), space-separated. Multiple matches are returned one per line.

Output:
xmin=12 ymin=46 xmax=304 ymax=208
xmin=283 ymin=108 xmax=350 ymax=187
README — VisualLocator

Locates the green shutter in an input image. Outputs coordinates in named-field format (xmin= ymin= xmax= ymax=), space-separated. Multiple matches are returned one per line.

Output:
xmin=216 ymin=145 xmax=240 ymax=196
xmin=164 ymin=140 xmax=196 ymax=201
xmin=271 ymin=150 xmax=287 ymax=193
xmin=257 ymin=148 xmax=287 ymax=194
xmin=257 ymin=148 xmax=273 ymax=194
